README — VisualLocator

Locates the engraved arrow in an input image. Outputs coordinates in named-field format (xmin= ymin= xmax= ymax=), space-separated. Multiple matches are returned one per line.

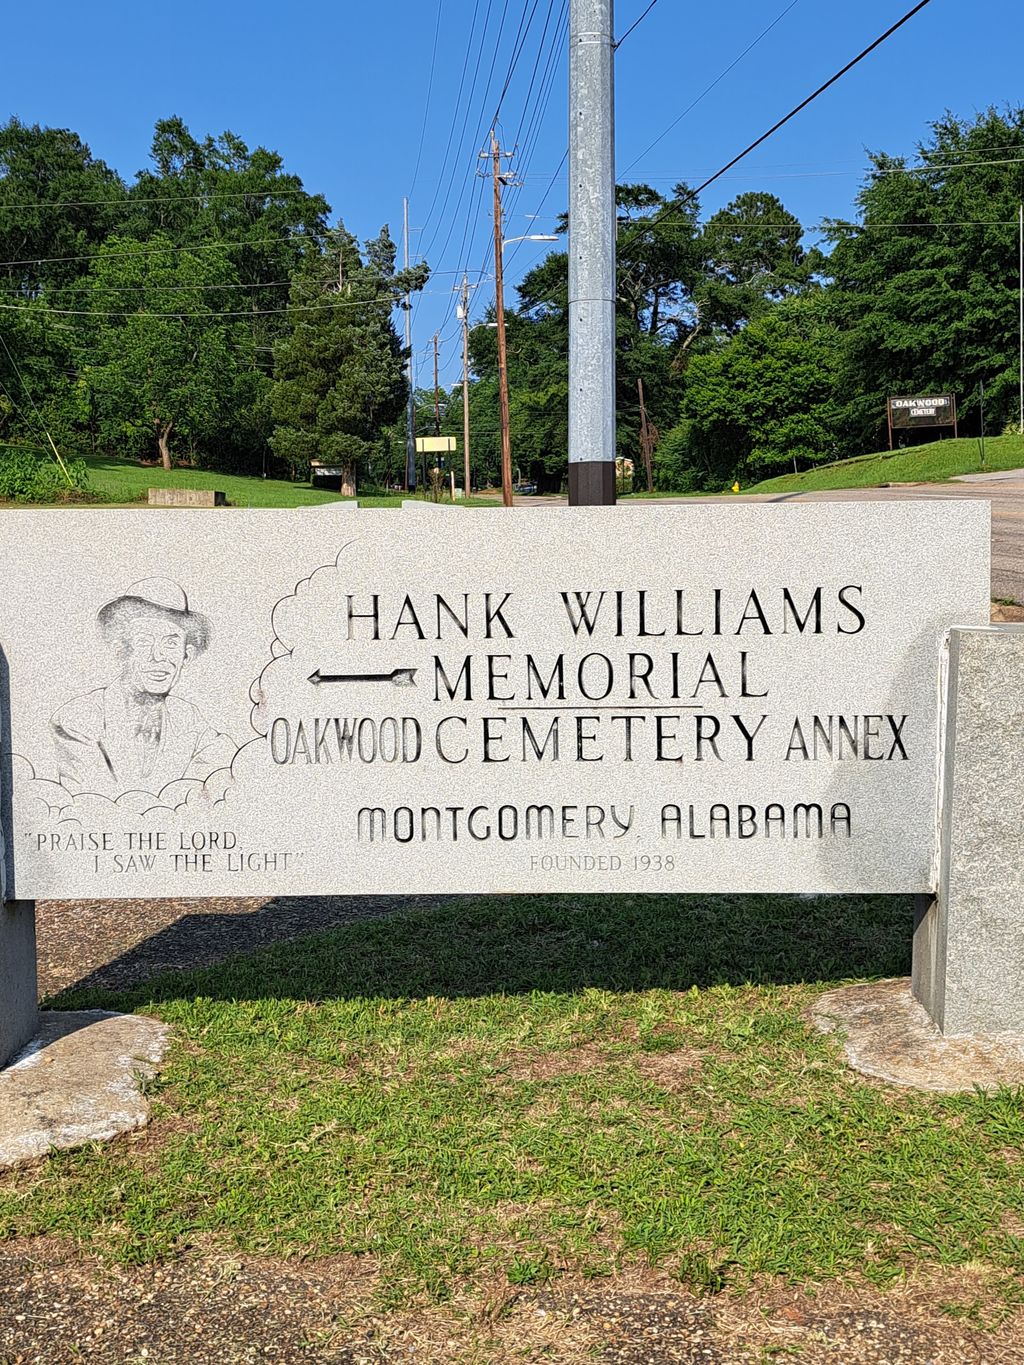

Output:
xmin=307 ymin=667 xmax=418 ymax=687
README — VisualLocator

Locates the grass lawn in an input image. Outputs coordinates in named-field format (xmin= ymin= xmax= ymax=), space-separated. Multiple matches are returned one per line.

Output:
xmin=82 ymin=453 xmax=353 ymax=508
xmin=744 ymin=433 xmax=1024 ymax=496
xmin=3 ymin=894 xmax=1022 ymax=1320
xmin=0 ymin=446 xmax=498 ymax=509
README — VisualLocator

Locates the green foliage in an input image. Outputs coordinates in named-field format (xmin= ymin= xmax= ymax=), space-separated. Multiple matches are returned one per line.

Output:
xmin=0 ymin=117 xmax=126 ymax=290
xmin=73 ymin=232 xmax=260 ymax=469
xmin=651 ymin=421 xmax=703 ymax=493
xmin=698 ymin=191 xmax=823 ymax=334
xmin=825 ymin=106 xmax=1024 ymax=449
xmin=0 ymin=447 xmax=89 ymax=501
xmin=462 ymin=107 xmax=1024 ymax=493
xmin=269 ymin=226 xmax=426 ymax=483
xmin=681 ymin=300 xmax=845 ymax=485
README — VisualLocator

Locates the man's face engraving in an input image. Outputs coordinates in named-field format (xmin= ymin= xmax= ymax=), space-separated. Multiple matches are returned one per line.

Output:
xmin=120 ymin=613 xmax=188 ymax=697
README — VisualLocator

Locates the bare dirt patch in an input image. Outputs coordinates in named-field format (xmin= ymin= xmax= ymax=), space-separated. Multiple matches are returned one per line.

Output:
xmin=635 ymin=1047 xmax=705 ymax=1092
xmin=991 ymin=600 xmax=1024 ymax=622
xmin=499 ymin=1044 xmax=612 ymax=1082
xmin=2 ymin=1245 xmax=1023 ymax=1364
xmin=36 ymin=894 xmax=451 ymax=999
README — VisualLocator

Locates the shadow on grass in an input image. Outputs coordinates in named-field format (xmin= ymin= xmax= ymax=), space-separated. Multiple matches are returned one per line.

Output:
xmin=50 ymin=892 xmax=913 ymax=1011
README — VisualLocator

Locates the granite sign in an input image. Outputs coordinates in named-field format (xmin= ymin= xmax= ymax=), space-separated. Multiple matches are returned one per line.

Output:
xmin=0 ymin=502 xmax=988 ymax=900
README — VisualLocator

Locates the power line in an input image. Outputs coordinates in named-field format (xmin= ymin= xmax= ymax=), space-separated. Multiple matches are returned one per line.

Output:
xmin=422 ymin=0 xmax=561 ymax=341
xmin=505 ymin=152 xmax=1024 ymax=180
xmin=5 ymin=144 xmax=1017 ymax=220
xmin=621 ymin=0 xmax=936 ymax=250
xmin=408 ymin=0 xmax=445 ymax=200
xmin=0 ymin=267 xmax=485 ymax=299
xmin=1 ymin=278 xmax=295 ymax=296
xmin=487 ymin=0 xmax=544 ymax=131
xmin=414 ymin=0 xmax=487 ymax=242
xmin=0 ymin=187 xmax=323 ymax=211
xmin=510 ymin=0 xmax=562 ymax=150
xmin=682 ymin=218 xmax=1019 ymax=229
xmin=621 ymin=0 xmax=801 ymax=174
xmin=505 ymin=151 xmax=567 ymax=272
xmin=0 ymin=289 xmax=446 ymax=320
xmin=419 ymin=0 xmax=525 ymax=274
xmin=690 ymin=0 xmax=934 ymax=205
xmin=615 ymin=0 xmax=661 ymax=47
xmin=418 ymin=0 xmax=508 ymax=259
xmin=501 ymin=2 xmax=569 ymax=235
xmin=0 ymin=234 xmax=319 ymax=269
xmin=483 ymin=2 xmax=570 ymax=291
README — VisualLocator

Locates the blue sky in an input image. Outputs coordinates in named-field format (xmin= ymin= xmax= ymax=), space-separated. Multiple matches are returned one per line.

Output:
xmin=3 ymin=0 xmax=1021 ymax=386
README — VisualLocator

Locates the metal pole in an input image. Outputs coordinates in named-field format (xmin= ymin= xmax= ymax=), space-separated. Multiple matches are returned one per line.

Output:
xmin=403 ymin=197 xmax=416 ymax=492
xmin=433 ymin=332 xmax=441 ymax=437
xmin=461 ymin=274 xmax=472 ymax=498
xmin=492 ymin=132 xmax=514 ymax=509
xmin=568 ymin=0 xmax=616 ymax=505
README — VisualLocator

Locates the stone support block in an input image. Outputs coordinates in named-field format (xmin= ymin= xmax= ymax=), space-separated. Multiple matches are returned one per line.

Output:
xmin=913 ymin=626 xmax=1024 ymax=1034
xmin=147 ymin=488 xmax=225 ymax=507
xmin=0 ymin=900 xmax=38 ymax=1069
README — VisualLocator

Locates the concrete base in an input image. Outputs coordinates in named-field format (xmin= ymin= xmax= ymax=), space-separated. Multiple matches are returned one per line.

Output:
xmin=0 ymin=899 xmax=38 ymax=1069
xmin=811 ymin=978 xmax=1024 ymax=1093
xmin=568 ymin=461 xmax=616 ymax=505
xmin=0 ymin=1010 xmax=171 ymax=1169
xmin=147 ymin=488 xmax=225 ymax=507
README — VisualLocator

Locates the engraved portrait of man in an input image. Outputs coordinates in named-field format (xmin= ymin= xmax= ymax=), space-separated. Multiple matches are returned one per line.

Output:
xmin=51 ymin=578 xmax=236 ymax=798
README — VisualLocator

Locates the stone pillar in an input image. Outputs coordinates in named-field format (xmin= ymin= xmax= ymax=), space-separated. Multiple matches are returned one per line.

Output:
xmin=0 ymin=900 xmax=38 ymax=1068
xmin=913 ymin=626 xmax=1024 ymax=1035
xmin=1 ymin=641 xmax=40 ymax=1066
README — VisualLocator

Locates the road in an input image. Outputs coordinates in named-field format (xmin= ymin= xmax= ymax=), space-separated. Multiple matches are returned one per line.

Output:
xmin=514 ymin=469 xmax=1024 ymax=603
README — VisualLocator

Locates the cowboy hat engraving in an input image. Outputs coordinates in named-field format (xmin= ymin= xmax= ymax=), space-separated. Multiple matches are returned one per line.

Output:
xmin=51 ymin=578 xmax=236 ymax=799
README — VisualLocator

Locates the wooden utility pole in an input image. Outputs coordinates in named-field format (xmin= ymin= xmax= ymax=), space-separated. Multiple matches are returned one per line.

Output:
xmin=491 ymin=131 xmax=514 ymax=508
xmin=637 ymin=377 xmax=655 ymax=493
xmin=460 ymin=273 xmax=472 ymax=497
xmin=433 ymin=332 xmax=441 ymax=437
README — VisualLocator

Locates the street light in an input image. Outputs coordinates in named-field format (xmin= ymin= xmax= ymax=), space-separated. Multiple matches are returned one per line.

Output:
xmin=492 ymin=223 xmax=558 ymax=506
xmin=503 ymin=235 xmax=559 ymax=247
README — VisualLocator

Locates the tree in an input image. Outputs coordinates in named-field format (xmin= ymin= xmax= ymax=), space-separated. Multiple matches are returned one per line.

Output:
xmin=698 ymin=191 xmax=823 ymax=334
xmin=270 ymin=225 xmax=427 ymax=486
xmin=0 ymin=118 xmax=126 ymax=291
xmin=76 ymin=233 xmax=257 ymax=469
xmin=679 ymin=298 xmax=845 ymax=487
xmin=122 ymin=118 xmax=332 ymax=473
xmin=125 ymin=118 xmax=330 ymax=331
xmin=826 ymin=106 xmax=1024 ymax=447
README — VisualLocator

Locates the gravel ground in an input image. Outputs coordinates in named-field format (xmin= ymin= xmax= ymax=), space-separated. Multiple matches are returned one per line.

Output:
xmin=2 ymin=1240 xmax=1023 ymax=1364
xmin=4 ymin=894 xmax=1022 ymax=1363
